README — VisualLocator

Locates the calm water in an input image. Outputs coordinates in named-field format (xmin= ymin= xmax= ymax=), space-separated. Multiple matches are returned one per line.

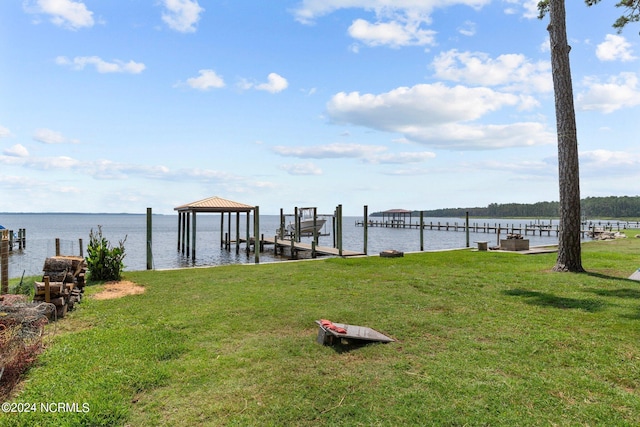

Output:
xmin=1 ymin=213 xmax=566 ymax=279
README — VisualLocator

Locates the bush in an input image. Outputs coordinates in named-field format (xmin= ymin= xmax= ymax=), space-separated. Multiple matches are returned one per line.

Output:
xmin=9 ymin=272 xmax=33 ymax=296
xmin=87 ymin=226 xmax=127 ymax=282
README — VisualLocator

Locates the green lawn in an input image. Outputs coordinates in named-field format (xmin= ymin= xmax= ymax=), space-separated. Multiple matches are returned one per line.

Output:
xmin=3 ymin=233 xmax=640 ymax=426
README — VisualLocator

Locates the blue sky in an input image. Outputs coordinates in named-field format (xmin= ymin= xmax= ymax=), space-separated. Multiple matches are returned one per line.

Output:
xmin=1 ymin=0 xmax=638 ymax=215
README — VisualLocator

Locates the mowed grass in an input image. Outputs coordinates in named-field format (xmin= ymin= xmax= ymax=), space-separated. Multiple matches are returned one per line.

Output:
xmin=3 ymin=233 xmax=640 ymax=426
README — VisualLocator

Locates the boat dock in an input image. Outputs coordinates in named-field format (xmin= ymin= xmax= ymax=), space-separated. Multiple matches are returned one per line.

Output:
xmin=259 ymin=236 xmax=364 ymax=258
xmin=355 ymin=220 xmax=638 ymax=237
xmin=0 ymin=228 xmax=27 ymax=251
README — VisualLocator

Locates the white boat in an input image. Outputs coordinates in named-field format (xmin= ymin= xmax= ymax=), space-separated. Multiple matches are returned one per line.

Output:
xmin=286 ymin=208 xmax=326 ymax=236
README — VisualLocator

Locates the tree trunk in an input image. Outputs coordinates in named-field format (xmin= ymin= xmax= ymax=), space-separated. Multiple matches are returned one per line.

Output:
xmin=548 ymin=0 xmax=585 ymax=272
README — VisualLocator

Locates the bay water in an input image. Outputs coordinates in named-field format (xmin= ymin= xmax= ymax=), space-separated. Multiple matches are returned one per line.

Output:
xmin=1 ymin=213 xmax=564 ymax=279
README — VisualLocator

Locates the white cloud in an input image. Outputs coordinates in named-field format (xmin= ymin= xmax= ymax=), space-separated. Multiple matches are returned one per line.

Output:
xmin=580 ymin=149 xmax=640 ymax=172
xmin=348 ymin=18 xmax=436 ymax=48
xmin=581 ymin=149 xmax=638 ymax=164
xmin=458 ymin=21 xmax=476 ymax=37
xmin=161 ymin=0 xmax=204 ymax=33
xmin=520 ymin=0 xmax=540 ymax=19
xmin=293 ymin=0 xmax=490 ymax=48
xmin=577 ymin=72 xmax=640 ymax=113
xmin=0 ymin=151 xmax=248 ymax=184
xmin=33 ymin=128 xmax=78 ymax=144
xmin=3 ymin=144 xmax=29 ymax=158
xmin=326 ymin=84 xmax=554 ymax=150
xmin=596 ymin=34 xmax=637 ymax=62
xmin=292 ymin=0 xmax=489 ymax=25
xmin=365 ymin=151 xmax=436 ymax=164
xmin=403 ymin=122 xmax=554 ymax=150
xmin=273 ymin=143 xmax=386 ymax=159
xmin=279 ymin=162 xmax=323 ymax=175
xmin=185 ymin=69 xmax=225 ymax=90
xmin=56 ymin=56 xmax=146 ymax=74
xmin=0 ymin=125 xmax=11 ymax=138
xmin=272 ymin=143 xmax=437 ymax=164
xmin=432 ymin=50 xmax=552 ymax=93
xmin=239 ymin=73 xmax=289 ymax=93
xmin=329 ymin=83 xmax=522 ymax=128
xmin=256 ymin=73 xmax=289 ymax=93
xmin=24 ymin=0 xmax=94 ymax=30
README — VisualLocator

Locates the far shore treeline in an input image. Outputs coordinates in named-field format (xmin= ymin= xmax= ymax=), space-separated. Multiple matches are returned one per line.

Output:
xmin=372 ymin=196 xmax=640 ymax=219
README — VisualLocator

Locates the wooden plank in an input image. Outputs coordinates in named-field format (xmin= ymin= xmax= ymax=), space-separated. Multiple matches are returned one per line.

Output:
xmin=262 ymin=237 xmax=363 ymax=257
xmin=315 ymin=320 xmax=394 ymax=343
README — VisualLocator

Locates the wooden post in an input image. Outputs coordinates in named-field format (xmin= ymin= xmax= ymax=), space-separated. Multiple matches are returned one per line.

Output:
xmin=186 ymin=212 xmax=191 ymax=257
xmin=246 ymin=212 xmax=251 ymax=254
xmin=279 ymin=208 xmax=284 ymax=239
xmin=177 ymin=212 xmax=181 ymax=251
xmin=1 ymin=230 xmax=9 ymax=295
xmin=254 ymin=206 xmax=260 ymax=264
xmin=227 ymin=212 xmax=232 ymax=250
xmin=44 ymin=275 xmax=51 ymax=303
xmin=313 ymin=207 xmax=318 ymax=246
xmin=192 ymin=211 xmax=197 ymax=260
xmin=79 ymin=238 xmax=84 ymax=257
xmin=363 ymin=205 xmax=368 ymax=255
xmin=420 ymin=211 xmax=424 ymax=251
xmin=337 ymin=204 xmax=343 ymax=257
xmin=181 ymin=212 xmax=186 ymax=254
xmin=220 ymin=213 xmax=224 ymax=248
xmin=294 ymin=207 xmax=299 ymax=242
xmin=466 ymin=211 xmax=470 ymax=248
xmin=290 ymin=235 xmax=296 ymax=259
xmin=311 ymin=241 xmax=316 ymax=259
xmin=236 ymin=212 xmax=240 ymax=254
xmin=332 ymin=214 xmax=336 ymax=248
xmin=147 ymin=208 xmax=153 ymax=270
xmin=55 ymin=238 xmax=61 ymax=256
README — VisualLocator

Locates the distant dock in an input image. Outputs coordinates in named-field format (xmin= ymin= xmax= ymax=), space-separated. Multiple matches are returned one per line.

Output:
xmin=0 ymin=228 xmax=27 ymax=251
xmin=355 ymin=220 xmax=640 ymax=237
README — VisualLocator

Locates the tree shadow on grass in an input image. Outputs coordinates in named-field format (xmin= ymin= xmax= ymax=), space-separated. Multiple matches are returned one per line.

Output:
xmin=585 ymin=271 xmax=640 ymax=284
xmin=503 ymin=289 xmax=606 ymax=312
xmin=585 ymin=288 xmax=640 ymax=299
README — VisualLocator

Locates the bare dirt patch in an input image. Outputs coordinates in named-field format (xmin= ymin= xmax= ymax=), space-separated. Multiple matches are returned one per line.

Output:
xmin=92 ymin=281 xmax=145 ymax=300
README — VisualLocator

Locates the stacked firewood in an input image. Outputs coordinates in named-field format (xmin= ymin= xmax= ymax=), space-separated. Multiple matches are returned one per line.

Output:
xmin=33 ymin=256 xmax=87 ymax=319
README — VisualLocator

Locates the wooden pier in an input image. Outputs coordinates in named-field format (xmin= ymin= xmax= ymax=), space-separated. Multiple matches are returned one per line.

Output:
xmin=355 ymin=219 xmax=638 ymax=238
xmin=259 ymin=236 xmax=364 ymax=258
xmin=1 ymin=228 xmax=27 ymax=251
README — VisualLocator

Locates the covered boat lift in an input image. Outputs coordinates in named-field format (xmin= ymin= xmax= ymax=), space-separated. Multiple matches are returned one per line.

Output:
xmin=174 ymin=196 xmax=260 ymax=263
xmin=380 ymin=209 xmax=414 ymax=227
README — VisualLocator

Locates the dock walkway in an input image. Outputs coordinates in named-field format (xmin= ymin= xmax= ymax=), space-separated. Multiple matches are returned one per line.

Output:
xmin=261 ymin=236 xmax=364 ymax=257
xmin=355 ymin=220 xmax=639 ymax=238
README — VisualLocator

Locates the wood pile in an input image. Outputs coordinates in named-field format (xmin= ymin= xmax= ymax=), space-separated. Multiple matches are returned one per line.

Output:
xmin=33 ymin=256 xmax=87 ymax=320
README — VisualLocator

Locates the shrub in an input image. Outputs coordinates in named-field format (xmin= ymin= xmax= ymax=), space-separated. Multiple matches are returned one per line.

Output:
xmin=86 ymin=226 xmax=127 ymax=282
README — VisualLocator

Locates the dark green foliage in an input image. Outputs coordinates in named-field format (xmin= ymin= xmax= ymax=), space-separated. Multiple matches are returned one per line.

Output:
xmin=371 ymin=196 xmax=640 ymax=218
xmin=86 ymin=225 xmax=127 ymax=282
xmin=540 ymin=0 xmax=640 ymax=32
xmin=9 ymin=272 xmax=33 ymax=296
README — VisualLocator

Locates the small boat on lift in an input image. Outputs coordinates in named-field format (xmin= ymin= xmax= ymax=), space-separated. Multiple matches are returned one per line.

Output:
xmin=286 ymin=208 xmax=326 ymax=236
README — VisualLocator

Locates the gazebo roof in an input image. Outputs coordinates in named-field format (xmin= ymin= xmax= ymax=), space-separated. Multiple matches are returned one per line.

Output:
xmin=174 ymin=196 xmax=255 ymax=213
xmin=382 ymin=209 xmax=413 ymax=214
